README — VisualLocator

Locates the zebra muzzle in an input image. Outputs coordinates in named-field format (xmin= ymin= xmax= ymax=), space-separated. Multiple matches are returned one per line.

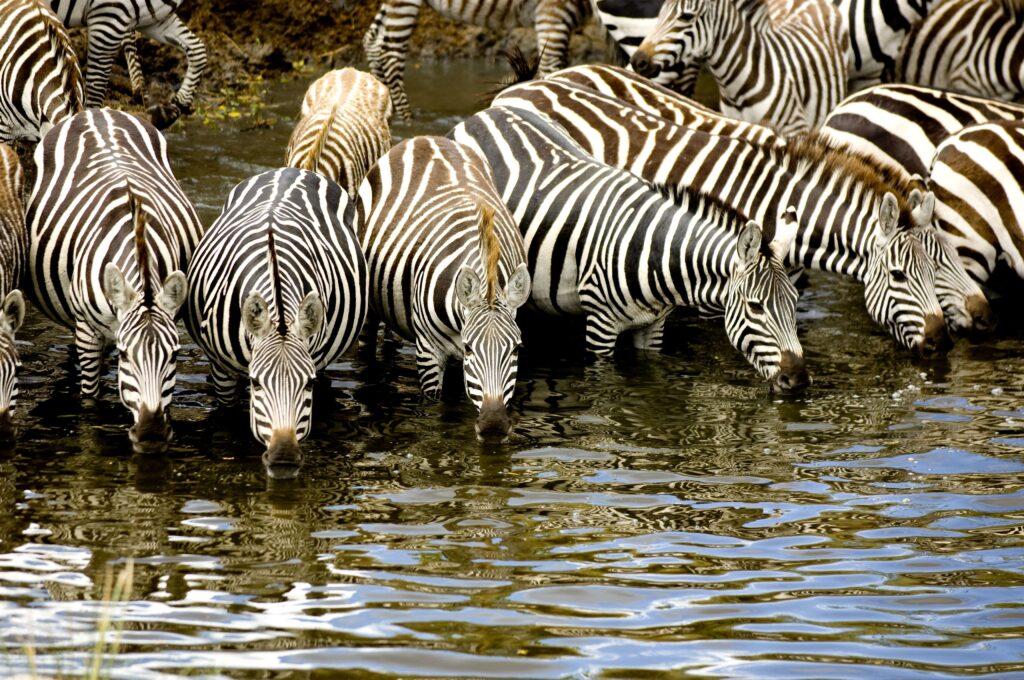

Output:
xmin=630 ymin=49 xmax=661 ymax=78
xmin=130 ymin=405 xmax=171 ymax=450
xmin=476 ymin=397 xmax=511 ymax=441
xmin=771 ymin=351 xmax=811 ymax=394
xmin=919 ymin=313 xmax=954 ymax=355
xmin=966 ymin=293 xmax=997 ymax=334
xmin=263 ymin=429 xmax=303 ymax=479
xmin=0 ymin=409 xmax=14 ymax=440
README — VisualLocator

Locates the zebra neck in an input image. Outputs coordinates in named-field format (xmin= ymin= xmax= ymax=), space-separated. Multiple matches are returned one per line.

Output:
xmin=703 ymin=0 xmax=760 ymax=109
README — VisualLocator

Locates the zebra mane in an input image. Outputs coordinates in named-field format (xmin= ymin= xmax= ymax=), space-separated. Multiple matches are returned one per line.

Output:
xmin=266 ymin=224 xmax=288 ymax=335
xmin=486 ymin=47 xmax=541 ymax=103
xmin=655 ymin=182 xmax=773 ymax=249
xmin=37 ymin=0 xmax=83 ymax=114
xmin=477 ymin=203 xmax=500 ymax=305
xmin=127 ymin=187 xmax=154 ymax=307
xmin=302 ymin=101 xmax=341 ymax=174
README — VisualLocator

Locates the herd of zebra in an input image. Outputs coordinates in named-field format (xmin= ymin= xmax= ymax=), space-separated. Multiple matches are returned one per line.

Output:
xmin=0 ymin=0 xmax=1023 ymax=477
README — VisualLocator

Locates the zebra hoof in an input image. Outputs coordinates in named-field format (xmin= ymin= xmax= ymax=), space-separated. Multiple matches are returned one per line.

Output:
xmin=148 ymin=101 xmax=183 ymax=130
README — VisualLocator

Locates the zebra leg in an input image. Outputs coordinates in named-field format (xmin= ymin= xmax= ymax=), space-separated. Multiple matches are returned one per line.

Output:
xmin=122 ymin=34 xmax=146 ymax=104
xmin=83 ymin=18 xmax=125 ymax=108
xmin=357 ymin=313 xmax=381 ymax=359
xmin=535 ymin=0 xmax=590 ymax=75
xmin=363 ymin=0 xmax=422 ymax=121
xmin=209 ymin=363 xmax=242 ymax=407
xmin=74 ymin=320 xmax=106 ymax=398
xmin=583 ymin=311 xmax=622 ymax=358
xmin=632 ymin=313 xmax=669 ymax=352
xmin=415 ymin=340 xmax=445 ymax=400
xmin=139 ymin=14 xmax=207 ymax=129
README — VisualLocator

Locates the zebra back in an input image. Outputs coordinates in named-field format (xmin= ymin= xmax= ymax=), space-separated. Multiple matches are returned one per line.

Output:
xmin=0 ymin=0 xmax=83 ymax=143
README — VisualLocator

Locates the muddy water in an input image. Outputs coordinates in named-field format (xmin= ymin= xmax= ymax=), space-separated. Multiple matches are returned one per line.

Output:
xmin=1 ymin=61 xmax=1023 ymax=678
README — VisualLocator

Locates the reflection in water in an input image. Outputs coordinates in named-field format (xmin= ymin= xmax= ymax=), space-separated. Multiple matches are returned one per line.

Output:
xmin=0 ymin=62 xmax=1023 ymax=678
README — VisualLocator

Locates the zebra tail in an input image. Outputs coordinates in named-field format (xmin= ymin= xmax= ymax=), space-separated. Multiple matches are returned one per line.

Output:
xmin=37 ymin=1 xmax=84 ymax=114
xmin=481 ymin=47 xmax=541 ymax=104
xmin=128 ymin=187 xmax=154 ymax=306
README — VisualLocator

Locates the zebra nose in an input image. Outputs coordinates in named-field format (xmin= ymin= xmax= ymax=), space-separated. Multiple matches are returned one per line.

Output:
xmin=771 ymin=351 xmax=810 ymax=394
xmin=263 ymin=429 xmax=303 ymax=479
xmin=476 ymin=397 xmax=511 ymax=442
xmin=919 ymin=313 xmax=953 ymax=355
xmin=130 ymin=405 xmax=171 ymax=451
xmin=0 ymin=409 xmax=14 ymax=440
xmin=630 ymin=49 xmax=660 ymax=77
xmin=966 ymin=293 xmax=997 ymax=333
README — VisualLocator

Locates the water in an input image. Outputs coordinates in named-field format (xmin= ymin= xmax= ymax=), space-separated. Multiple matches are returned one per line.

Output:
xmin=1 ymin=61 xmax=1023 ymax=678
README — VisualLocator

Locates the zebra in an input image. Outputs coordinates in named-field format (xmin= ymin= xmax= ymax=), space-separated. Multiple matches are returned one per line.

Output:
xmin=0 ymin=144 xmax=26 ymax=437
xmin=285 ymin=68 xmax=393 ymax=198
xmin=630 ymin=0 xmax=849 ymax=135
xmin=358 ymin=136 xmax=532 ymax=440
xmin=26 ymin=108 xmax=202 ymax=448
xmin=0 ymin=0 xmax=83 ymax=143
xmin=836 ymin=0 xmax=940 ymax=90
xmin=893 ymin=0 xmax=1024 ymax=101
xmin=493 ymin=76 xmax=968 ymax=347
xmin=363 ymin=0 xmax=591 ymax=120
xmin=927 ymin=121 xmax=1024 ymax=287
xmin=449 ymin=105 xmax=810 ymax=392
xmin=185 ymin=168 xmax=367 ymax=476
xmin=49 ymin=0 xmax=207 ymax=129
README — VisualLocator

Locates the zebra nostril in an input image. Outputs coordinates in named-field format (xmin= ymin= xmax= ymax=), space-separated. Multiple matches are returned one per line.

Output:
xmin=630 ymin=50 xmax=657 ymax=77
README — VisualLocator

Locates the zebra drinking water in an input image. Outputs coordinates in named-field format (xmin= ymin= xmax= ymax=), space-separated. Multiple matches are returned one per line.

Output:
xmin=26 ymin=108 xmax=202 ymax=448
xmin=0 ymin=0 xmax=83 ymax=143
xmin=449 ymin=106 xmax=809 ymax=392
xmin=285 ymin=68 xmax=393 ymax=198
xmin=0 ymin=145 xmax=26 ymax=437
xmin=358 ymin=136 xmax=531 ymax=440
xmin=49 ymin=0 xmax=207 ymax=129
xmin=185 ymin=168 xmax=367 ymax=477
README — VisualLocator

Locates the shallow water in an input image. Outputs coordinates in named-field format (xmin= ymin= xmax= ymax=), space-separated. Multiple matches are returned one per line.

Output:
xmin=1 ymin=61 xmax=1023 ymax=678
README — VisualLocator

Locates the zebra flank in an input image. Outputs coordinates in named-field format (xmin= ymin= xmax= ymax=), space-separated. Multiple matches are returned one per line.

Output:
xmin=449 ymin=106 xmax=809 ymax=391
xmin=632 ymin=0 xmax=848 ymax=134
xmin=0 ymin=144 xmax=26 ymax=436
xmin=363 ymin=0 xmax=591 ymax=120
xmin=0 ymin=0 xmax=83 ymax=143
xmin=49 ymin=0 xmax=207 ymax=129
xmin=27 ymin=108 xmax=201 ymax=449
xmin=894 ymin=0 xmax=1024 ymax=101
xmin=285 ymin=68 xmax=393 ymax=197
xmin=185 ymin=168 xmax=367 ymax=475
xmin=359 ymin=136 xmax=531 ymax=439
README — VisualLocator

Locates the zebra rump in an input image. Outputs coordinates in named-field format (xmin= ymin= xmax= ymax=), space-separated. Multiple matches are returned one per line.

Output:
xmin=358 ymin=135 xmax=531 ymax=440
xmin=449 ymin=105 xmax=809 ymax=392
xmin=0 ymin=144 xmax=26 ymax=436
xmin=0 ymin=0 xmax=83 ymax=143
xmin=185 ymin=168 xmax=367 ymax=475
xmin=286 ymin=68 xmax=393 ymax=197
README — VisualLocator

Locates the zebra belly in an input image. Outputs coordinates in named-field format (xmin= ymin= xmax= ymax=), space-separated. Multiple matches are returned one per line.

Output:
xmin=426 ymin=0 xmax=534 ymax=30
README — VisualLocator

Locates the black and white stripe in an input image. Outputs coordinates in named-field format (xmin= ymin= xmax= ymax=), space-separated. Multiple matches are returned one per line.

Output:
xmin=285 ymin=68 xmax=393 ymax=198
xmin=631 ymin=0 xmax=848 ymax=134
xmin=0 ymin=145 xmax=26 ymax=437
xmin=26 ymin=108 xmax=202 ymax=448
xmin=50 ymin=0 xmax=207 ymax=129
xmin=450 ymin=105 xmax=809 ymax=392
xmin=185 ymin=168 xmax=367 ymax=476
xmin=0 ymin=0 xmax=83 ymax=143
xmin=836 ymin=0 xmax=939 ymax=89
xmin=363 ymin=0 xmax=591 ymax=120
xmin=894 ymin=0 xmax=1024 ymax=101
xmin=358 ymin=136 xmax=531 ymax=439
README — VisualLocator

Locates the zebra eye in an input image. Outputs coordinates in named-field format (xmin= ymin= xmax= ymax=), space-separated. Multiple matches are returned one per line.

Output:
xmin=748 ymin=300 xmax=764 ymax=314
xmin=891 ymin=269 xmax=907 ymax=282
xmin=510 ymin=344 xmax=521 ymax=358
xmin=305 ymin=378 xmax=315 ymax=390
xmin=464 ymin=346 xmax=473 ymax=359
xmin=251 ymin=378 xmax=262 ymax=390
xmin=680 ymin=11 xmax=695 ymax=20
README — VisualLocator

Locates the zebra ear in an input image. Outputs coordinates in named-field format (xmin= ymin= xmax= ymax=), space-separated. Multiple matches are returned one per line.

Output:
xmin=736 ymin=221 xmax=763 ymax=269
xmin=910 ymin=191 xmax=935 ymax=227
xmin=878 ymin=192 xmax=900 ymax=241
xmin=504 ymin=263 xmax=531 ymax=309
xmin=0 ymin=290 xmax=24 ymax=337
xmin=294 ymin=292 xmax=325 ymax=340
xmin=103 ymin=263 xmax=137 ymax=314
xmin=770 ymin=208 xmax=798 ymax=261
xmin=156 ymin=271 xmax=188 ymax=315
xmin=242 ymin=292 xmax=273 ymax=340
xmin=455 ymin=265 xmax=483 ymax=308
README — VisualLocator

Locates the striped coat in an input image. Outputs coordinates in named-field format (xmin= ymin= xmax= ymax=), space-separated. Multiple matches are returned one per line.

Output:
xmin=0 ymin=144 xmax=26 ymax=433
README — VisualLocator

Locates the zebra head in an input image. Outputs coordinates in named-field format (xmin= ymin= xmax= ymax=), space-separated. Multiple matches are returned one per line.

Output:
xmin=242 ymin=291 xmax=324 ymax=478
xmin=908 ymin=189 xmax=996 ymax=334
xmin=864 ymin=193 xmax=951 ymax=354
xmin=631 ymin=0 xmax=708 ymax=78
xmin=0 ymin=291 xmax=25 ymax=437
xmin=455 ymin=262 xmax=531 ymax=442
xmin=103 ymin=264 xmax=188 ymax=450
xmin=725 ymin=220 xmax=809 ymax=394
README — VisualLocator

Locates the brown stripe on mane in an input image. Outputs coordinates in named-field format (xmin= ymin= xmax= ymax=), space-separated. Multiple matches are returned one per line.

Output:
xmin=266 ymin=224 xmax=287 ymax=335
xmin=37 ymin=0 xmax=83 ymax=114
xmin=126 ymin=187 xmax=153 ymax=306
xmin=477 ymin=204 xmax=500 ymax=306
xmin=301 ymin=101 xmax=340 ymax=173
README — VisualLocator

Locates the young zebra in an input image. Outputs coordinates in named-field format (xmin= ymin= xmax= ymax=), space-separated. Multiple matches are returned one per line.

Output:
xmin=502 ymin=72 xmax=987 ymax=338
xmin=927 ymin=121 xmax=1024 ymax=286
xmin=285 ymin=68 xmax=393 ymax=198
xmin=49 ymin=0 xmax=207 ymax=129
xmin=893 ymin=0 xmax=1024 ymax=101
xmin=27 ymin=109 xmax=201 ymax=448
xmin=821 ymin=84 xmax=1024 ymax=181
xmin=449 ymin=106 xmax=810 ymax=392
xmin=359 ymin=136 xmax=531 ymax=440
xmin=0 ymin=0 xmax=83 ymax=143
xmin=631 ymin=0 xmax=848 ymax=134
xmin=185 ymin=168 xmax=367 ymax=476
xmin=363 ymin=0 xmax=591 ymax=120
xmin=0 ymin=145 xmax=26 ymax=437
